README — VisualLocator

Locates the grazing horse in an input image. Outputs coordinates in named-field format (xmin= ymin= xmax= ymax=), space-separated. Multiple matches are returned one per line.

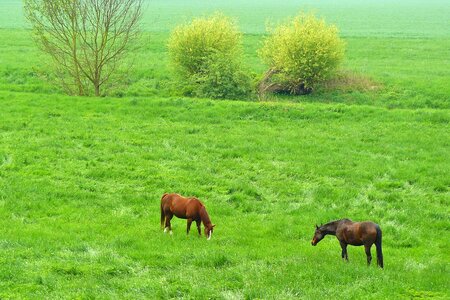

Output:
xmin=311 ymin=219 xmax=383 ymax=268
xmin=160 ymin=193 xmax=215 ymax=240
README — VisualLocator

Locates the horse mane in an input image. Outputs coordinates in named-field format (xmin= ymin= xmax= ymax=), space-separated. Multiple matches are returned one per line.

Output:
xmin=187 ymin=197 xmax=211 ymax=226
xmin=199 ymin=205 xmax=211 ymax=226
xmin=319 ymin=219 xmax=351 ymax=233
xmin=322 ymin=219 xmax=351 ymax=227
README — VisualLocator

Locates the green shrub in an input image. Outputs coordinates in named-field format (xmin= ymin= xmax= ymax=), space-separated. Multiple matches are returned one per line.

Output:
xmin=259 ymin=13 xmax=345 ymax=95
xmin=168 ymin=14 xmax=251 ymax=99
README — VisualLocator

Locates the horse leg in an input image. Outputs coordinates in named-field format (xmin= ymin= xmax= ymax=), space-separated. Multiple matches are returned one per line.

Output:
xmin=164 ymin=213 xmax=173 ymax=235
xmin=160 ymin=206 xmax=165 ymax=230
xmin=340 ymin=241 xmax=348 ymax=261
xmin=365 ymin=244 xmax=372 ymax=266
xmin=187 ymin=218 xmax=193 ymax=235
xmin=196 ymin=220 xmax=201 ymax=236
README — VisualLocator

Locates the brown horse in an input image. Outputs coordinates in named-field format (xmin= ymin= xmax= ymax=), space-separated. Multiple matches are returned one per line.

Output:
xmin=311 ymin=219 xmax=383 ymax=268
xmin=160 ymin=193 xmax=215 ymax=240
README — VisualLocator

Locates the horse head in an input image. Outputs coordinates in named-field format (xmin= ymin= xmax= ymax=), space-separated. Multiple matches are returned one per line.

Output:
xmin=205 ymin=224 xmax=216 ymax=240
xmin=311 ymin=224 xmax=325 ymax=246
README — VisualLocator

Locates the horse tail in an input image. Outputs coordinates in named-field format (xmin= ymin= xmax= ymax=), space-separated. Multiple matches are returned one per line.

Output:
xmin=160 ymin=193 xmax=168 ymax=229
xmin=375 ymin=225 xmax=384 ymax=268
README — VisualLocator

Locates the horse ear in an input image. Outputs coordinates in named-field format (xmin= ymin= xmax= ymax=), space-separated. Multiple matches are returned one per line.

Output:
xmin=315 ymin=224 xmax=319 ymax=229
xmin=212 ymin=224 xmax=216 ymax=228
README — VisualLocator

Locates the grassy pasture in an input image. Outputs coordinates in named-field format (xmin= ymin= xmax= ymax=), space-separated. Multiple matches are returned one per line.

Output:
xmin=0 ymin=93 xmax=448 ymax=298
xmin=0 ymin=0 xmax=449 ymax=299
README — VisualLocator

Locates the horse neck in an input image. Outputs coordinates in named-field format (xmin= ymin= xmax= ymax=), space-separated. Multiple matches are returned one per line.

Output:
xmin=199 ymin=206 xmax=211 ymax=226
xmin=322 ymin=221 xmax=339 ymax=235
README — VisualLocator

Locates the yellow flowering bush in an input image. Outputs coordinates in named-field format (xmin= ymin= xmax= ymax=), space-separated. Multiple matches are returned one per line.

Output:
xmin=168 ymin=14 xmax=251 ymax=99
xmin=260 ymin=13 xmax=345 ymax=94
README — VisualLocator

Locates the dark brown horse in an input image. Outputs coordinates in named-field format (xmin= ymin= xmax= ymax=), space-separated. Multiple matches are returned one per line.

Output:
xmin=160 ymin=193 xmax=215 ymax=239
xmin=311 ymin=219 xmax=383 ymax=268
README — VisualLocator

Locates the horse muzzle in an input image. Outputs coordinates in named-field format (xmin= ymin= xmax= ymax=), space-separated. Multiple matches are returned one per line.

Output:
xmin=311 ymin=239 xmax=317 ymax=246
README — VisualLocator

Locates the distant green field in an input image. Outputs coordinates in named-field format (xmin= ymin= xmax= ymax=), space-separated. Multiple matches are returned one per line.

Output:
xmin=0 ymin=0 xmax=449 ymax=299
xmin=2 ymin=0 xmax=450 ymax=36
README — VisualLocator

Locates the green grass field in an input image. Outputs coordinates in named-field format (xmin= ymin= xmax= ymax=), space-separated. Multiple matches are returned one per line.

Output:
xmin=0 ymin=0 xmax=449 ymax=299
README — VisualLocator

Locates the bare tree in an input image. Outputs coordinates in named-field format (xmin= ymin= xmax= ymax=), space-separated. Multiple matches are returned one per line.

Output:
xmin=24 ymin=0 xmax=143 ymax=96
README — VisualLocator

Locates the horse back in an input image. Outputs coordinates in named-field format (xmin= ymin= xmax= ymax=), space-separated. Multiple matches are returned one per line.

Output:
xmin=348 ymin=221 xmax=378 ymax=244
xmin=358 ymin=221 xmax=378 ymax=236
xmin=336 ymin=220 xmax=378 ymax=245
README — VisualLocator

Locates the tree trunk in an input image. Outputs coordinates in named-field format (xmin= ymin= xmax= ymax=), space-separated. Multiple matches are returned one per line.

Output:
xmin=258 ymin=68 xmax=313 ymax=96
xmin=94 ymin=83 xmax=100 ymax=96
